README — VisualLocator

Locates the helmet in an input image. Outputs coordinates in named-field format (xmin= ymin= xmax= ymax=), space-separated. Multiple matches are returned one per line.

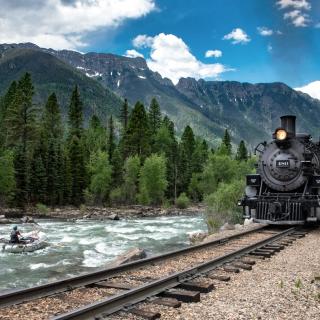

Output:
xmin=13 ymin=225 xmax=18 ymax=230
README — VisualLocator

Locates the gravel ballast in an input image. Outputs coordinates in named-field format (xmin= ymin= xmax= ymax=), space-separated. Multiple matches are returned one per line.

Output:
xmin=157 ymin=228 xmax=320 ymax=320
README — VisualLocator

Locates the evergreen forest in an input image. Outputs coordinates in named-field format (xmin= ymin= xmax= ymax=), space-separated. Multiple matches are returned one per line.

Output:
xmin=0 ymin=73 xmax=254 ymax=218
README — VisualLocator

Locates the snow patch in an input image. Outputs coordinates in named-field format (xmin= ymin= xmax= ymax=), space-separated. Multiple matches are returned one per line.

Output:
xmin=117 ymin=80 xmax=120 ymax=87
xmin=138 ymin=75 xmax=146 ymax=79
xmin=117 ymin=71 xmax=121 ymax=76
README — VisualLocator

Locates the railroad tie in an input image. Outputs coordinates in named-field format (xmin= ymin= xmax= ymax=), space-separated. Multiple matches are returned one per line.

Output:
xmin=206 ymin=273 xmax=231 ymax=282
xmin=160 ymin=289 xmax=201 ymax=303
xmin=178 ymin=281 xmax=215 ymax=293
xmin=239 ymin=258 xmax=256 ymax=265
xmin=263 ymin=245 xmax=282 ymax=252
xmin=151 ymin=297 xmax=182 ymax=308
xmin=130 ymin=307 xmax=161 ymax=320
xmin=223 ymin=265 xmax=240 ymax=273
xmin=231 ymin=262 xmax=252 ymax=271
xmin=249 ymin=251 xmax=271 ymax=258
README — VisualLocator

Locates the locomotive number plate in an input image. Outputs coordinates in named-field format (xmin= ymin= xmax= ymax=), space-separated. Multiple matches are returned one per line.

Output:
xmin=276 ymin=160 xmax=290 ymax=168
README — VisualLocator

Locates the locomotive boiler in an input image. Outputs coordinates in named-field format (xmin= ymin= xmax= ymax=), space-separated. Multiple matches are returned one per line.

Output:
xmin=240 ymin=115 xmax=320 ymax=224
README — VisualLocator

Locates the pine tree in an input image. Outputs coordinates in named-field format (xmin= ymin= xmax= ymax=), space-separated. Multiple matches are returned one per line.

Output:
xmin=107 ymin=115 xmax=116 ymax=161
xmin=148 ymin=98 xmax=162 ymax=135
xmin=29 ymin=138 xmax=47 ymax=204
xmin=85 ymin=115 xmax=107 ymax=154
xmin=120 ymin=98 xmax=129 ymax=132
xmin=5 ymin=73 xmax=38 ymax=206
xmin=236 ymin=140 xmax=248 ymax=161
xmin=123 ymin=101 xmax=151 ymax=159
xmin=43 ymin=93 xmax=64 ymax=205
xmin=177 ymin=125 xmax=196 ymax=195
xmin=68 ymin=85 xmax=83 ymax=139
xmin=0 ymin=81 xmax=17 ymax=149
xmin=220 ymin=129 xmax=232 ymax=156
xmin=67 ymin=86 xmax=86 ymax=205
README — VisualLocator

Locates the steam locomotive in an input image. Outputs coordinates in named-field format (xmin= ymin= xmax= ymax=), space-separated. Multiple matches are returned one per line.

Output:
xmin=240 ymin=115 xmax=320 ymax=224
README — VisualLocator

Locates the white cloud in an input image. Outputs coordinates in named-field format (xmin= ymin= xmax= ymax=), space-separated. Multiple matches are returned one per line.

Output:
xmin=267 ymin=44 xmax=273 ymax=52
xmin=132 ymin=34 xmax=154 ymax=48
xmin=284 ymin=10 xmax=309 ymax=27
xmin=315 ymin=23 xmax=320 ymax=28
xmin=205 ymin=50 xmax=222 ymax=58
xmin=124 ymin=49 xmax=144 ymax=58
xmin=0 ymin=0 xmax=155 ymax=50
xmin=223 ymin=28 xmax=250 ymax=44
xmin=132 ymin=33 xmax=233 ymax=85
xmin=277 ymin=0 xmax=311 ymax=10
xmin=257 ymin=27 xmax=273 ymax=36
xmin=295 ymin=81 xmax=320 ymax=100
xmin=277 ymin=0 xmax=311 ymax=27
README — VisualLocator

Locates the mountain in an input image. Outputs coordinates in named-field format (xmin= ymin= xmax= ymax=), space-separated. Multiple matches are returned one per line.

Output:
xmin=0 ymin=45 xmax=123 ymax=123
xmin=176 ymin=78 xmax=320 ymax=143
xmin=1 ymin=43 xmax=320 ymax=146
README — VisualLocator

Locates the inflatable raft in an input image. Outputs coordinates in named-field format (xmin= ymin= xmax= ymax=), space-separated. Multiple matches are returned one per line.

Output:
xmin=2 ymin=239 xmax=48 ymax=253
xmin=1 ymin=232 xmax=48 ymax=253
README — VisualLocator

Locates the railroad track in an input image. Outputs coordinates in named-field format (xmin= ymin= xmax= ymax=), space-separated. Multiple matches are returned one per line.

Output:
xmin=0 ymin=226 xmax=308 ymax=320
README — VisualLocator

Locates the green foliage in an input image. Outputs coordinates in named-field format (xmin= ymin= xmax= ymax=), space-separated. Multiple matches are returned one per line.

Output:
xmin=176 ymin=192 xmax=190 ymax=209
xmin=236 ymin=140 xmax=248 ymax=161
xmin=110 ymin=187 xmax=125 ymax=206
xmin=122 ymin=155 xmax=141 ymax=204
xmin=87 ymin=151 xmax=112 ymax=205
xmin=138 ymin=154 xmax=167 ymax=205
xmin=0 ymin=150 xmax=15 ymax=205
xmin=123 ymin=101 xmax=151 ymax=159
xmin=68 ymin=85 xmax=83 ymax=139
xmin=218 ymin=129 xmax=232 ymax=156
xmin=120 ymin=98 xmax=129 ymax=132
xmin=148 ymin=97 xmax=162 ymax=135
xmin=35 ymin=203 xmax=49 ymax=215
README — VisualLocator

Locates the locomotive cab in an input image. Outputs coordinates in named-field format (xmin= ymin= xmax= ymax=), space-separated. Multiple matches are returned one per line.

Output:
xmin=240 ymin=115 xmax=320 ymax=225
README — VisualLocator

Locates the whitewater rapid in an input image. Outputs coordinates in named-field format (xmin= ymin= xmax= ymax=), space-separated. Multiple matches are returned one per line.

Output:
xmin=0 ymin=214 xmax=206 ymax=290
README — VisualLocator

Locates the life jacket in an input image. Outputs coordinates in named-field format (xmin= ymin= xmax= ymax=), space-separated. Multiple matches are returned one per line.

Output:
xmin=10 ymin=230 xmax=20 ymax=243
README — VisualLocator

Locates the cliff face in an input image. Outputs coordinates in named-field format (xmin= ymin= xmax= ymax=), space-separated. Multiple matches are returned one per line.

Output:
xmin=1 ymin=43 xmax=320 ymax=146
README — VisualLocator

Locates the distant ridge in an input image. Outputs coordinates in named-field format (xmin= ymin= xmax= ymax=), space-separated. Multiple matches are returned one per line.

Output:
xmin=1 ymin=43 xmax=320 ymax=145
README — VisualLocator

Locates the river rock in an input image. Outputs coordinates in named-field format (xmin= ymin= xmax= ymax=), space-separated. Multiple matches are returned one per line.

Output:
xmin=189 ymin=232 xmax=208 ymax=244
xmin=244 ymin=218 xmax=254 ymax=226
xmin=21 ymin=216 xmax=36 ymax=223
xmin=234 ymin=223 xmax=243 ymax=230
xmin=0 ymin=218 xmax=10 ymax=224
xmin=106 ymin=248 xmax=147 ymax=267
xmin=220 ymin=222 xmax=235 ymax=231
xmin=107 ymin=214 xmax=120 ymax=220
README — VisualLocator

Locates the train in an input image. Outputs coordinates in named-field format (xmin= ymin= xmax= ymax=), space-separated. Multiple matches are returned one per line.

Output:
xmin=239 ymin=115 xmax=320 ymax=225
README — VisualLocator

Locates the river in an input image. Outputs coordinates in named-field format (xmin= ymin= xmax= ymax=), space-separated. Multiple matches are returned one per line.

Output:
xmin=0 ymin=214 xmax=207 ymax=290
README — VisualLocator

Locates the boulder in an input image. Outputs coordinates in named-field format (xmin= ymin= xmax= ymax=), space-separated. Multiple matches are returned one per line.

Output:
xmin=0 ymin=218 xmax=10 ymax=224
xmin=234 ymin=224 xmax=243 ymax=230
xmin=108 ymin=214 xmax=120 ymax=221
xmin=106 ymin=248 xmax=147 ymax=267
xmin=244 ymin=218 xmax=254 ymax=226
xmin=189 ymin=232 xmax=208 ymax=244
xmin=220 ymin=222 xmax=235 ymax=231
xmin=21 ymin=216 xmax=36 ymax=223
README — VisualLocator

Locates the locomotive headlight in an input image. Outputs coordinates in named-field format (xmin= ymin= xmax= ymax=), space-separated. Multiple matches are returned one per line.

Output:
xmin=275 ymin=129 xmax=287 ymax=141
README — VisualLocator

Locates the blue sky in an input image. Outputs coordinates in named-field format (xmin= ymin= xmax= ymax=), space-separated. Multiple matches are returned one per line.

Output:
xmin=0 ymin=0 xmax=319 ymax=88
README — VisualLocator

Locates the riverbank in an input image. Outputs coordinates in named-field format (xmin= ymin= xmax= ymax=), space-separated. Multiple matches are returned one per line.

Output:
xmin=0 ymin=204 xmax=205 ymax=222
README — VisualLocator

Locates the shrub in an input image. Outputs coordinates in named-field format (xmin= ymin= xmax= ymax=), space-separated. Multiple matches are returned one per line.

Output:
xmin=36 ymin=203 xmax=49 ymax=215
xmin=176 ymin=193 xmax=190 ymax=209
xmin=110 ymin=187 xmax=125 ymax=205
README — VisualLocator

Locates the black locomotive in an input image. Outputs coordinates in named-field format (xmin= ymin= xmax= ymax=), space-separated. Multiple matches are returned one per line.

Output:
xmin=240 ymin=115 xmax=320 ymax=224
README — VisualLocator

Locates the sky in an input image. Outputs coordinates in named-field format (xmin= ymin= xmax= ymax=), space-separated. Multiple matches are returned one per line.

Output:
xmin=0 ymin=0 xmax=319 ymax=91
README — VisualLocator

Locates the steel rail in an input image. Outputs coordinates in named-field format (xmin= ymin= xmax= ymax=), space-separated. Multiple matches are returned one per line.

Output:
xmin=0 ymin=224 xmax=267 ymax=308
xmin=52 ymin=227 xmax=297 ymax=320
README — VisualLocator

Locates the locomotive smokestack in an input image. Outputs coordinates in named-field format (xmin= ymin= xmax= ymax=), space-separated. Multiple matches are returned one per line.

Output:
xmin=280 ymin=115 xmax=296 ymax=137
